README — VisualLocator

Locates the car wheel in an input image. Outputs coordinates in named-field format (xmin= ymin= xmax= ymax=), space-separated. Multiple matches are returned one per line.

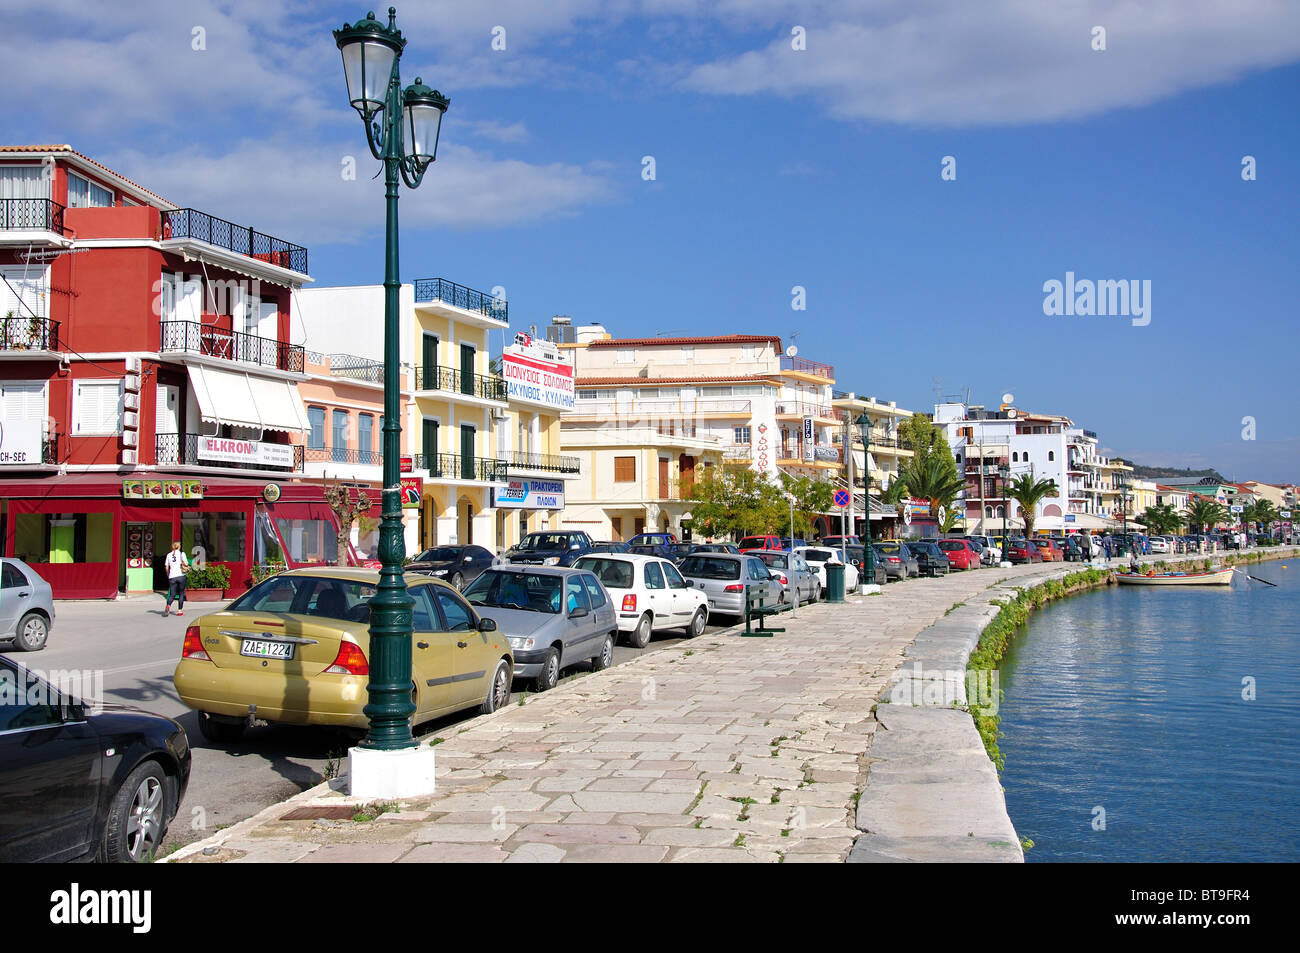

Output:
xmin=686 ymin=607 xmax=706 ymax=639
xmin=480 ymin=659 xmax=512 ymax=713
xmin=629 ymin=613 xmax=653 ymax=649
xmin=100 ymin=760 xmax=168 ymax=863
xmin=535 ymin=647 xmax=561 ymax=692
xmin=198 ymin=713 xmax=246 ymax=744
xmin=14 ymin=612 xmax=48 ymax=651
xmin=591 ymin=634 xmax=615 ymax=670
xmin=450 ymin=572 xmax=463 ymax=589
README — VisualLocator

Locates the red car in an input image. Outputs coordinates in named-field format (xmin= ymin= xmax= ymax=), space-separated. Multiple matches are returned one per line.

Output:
xmin=1031 ymin=538 xmax=1062 ymax=562
xmin=1005 ymin=539 xmax=1042 ymax=564
xmin=937 ymin=539 xmax=980 ymax=570
xmin=738 ymin=535 xmax=784 ymax=553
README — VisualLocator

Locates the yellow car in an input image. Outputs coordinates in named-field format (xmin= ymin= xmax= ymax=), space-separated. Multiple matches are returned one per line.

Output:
xmin=173 ymin=568 xmax=512 ymax=743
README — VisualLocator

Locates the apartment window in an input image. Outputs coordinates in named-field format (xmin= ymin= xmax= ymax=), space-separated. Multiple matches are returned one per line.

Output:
xmin=734 ymin=426 xmax=751 ymax=445
xmin=332 ymin=409 xmax=348 ymax=462
xmin=1012 ymin=452 xmax=1018 ymax=462
xmin=307 ymin=407 xmax=326 ymax=449
xmin=732 ymin=385 xmax=763 ymax=396
xmin=681 ymin=346 xmax=694 ymax=361
xmin=1048 ymin=451 xmax=1055 ymax=461
xmin=741 ymin=345 xmax=755 ymax=360
xmin=616 ymin=350 xmax=634 ymax=364
xmin=66 ymin=172 xmax=114 ymax=209
xmin=358 ymin=413 xmax=374 ymax=463
xmin=0 ymin=265 xmax=48 ymax=320
xmin=73 ymin=380 xmax=123 ymax=435
xmin=1024 ymin=452 xmax=1030 ymax=462
xmin=0 ymin=381 xmax=46 ymax=424
xmin=0 ymin=165 xmax=48 ymax=200
xmin=614 ymin=455 xmax=636 ymax=483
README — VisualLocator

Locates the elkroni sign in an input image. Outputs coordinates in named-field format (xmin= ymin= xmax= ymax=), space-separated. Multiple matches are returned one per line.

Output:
xmin=502 ymin=338 xmax=575 ymax=412
xmin=197 ymin=435 xmax=294 ymax=468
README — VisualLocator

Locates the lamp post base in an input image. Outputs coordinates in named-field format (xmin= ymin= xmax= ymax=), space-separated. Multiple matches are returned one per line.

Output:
xmin=999 ymin=561 xmax=1013 ymax=569
xmin=858 ymin=583 xmax=882 ymax=595
xmin=348 ymin=744 xmax=437 ymax=799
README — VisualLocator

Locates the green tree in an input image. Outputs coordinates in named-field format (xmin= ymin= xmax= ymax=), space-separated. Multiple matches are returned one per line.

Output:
xmin=1187 ymin=497 xmax=1228 ymax=534
xmin=1138 ymin=503 xmax=1182 ymax=535
xmin=897 ymin=455 xmax=965 ymax=519
xmin=779 ymin=472 xmax=833 ymax=538
xmin=1006 ymin=473 xmax=1059 ymax=539
xmin=1245 ymin=499 xmax=1278 ymax=532
xmin=687 ymin=466 xmax=785 ymax=539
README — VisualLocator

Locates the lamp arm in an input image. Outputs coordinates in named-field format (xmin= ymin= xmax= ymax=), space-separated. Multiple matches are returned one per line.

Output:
xmin=363 ymin=67 xmax=403 ymax=162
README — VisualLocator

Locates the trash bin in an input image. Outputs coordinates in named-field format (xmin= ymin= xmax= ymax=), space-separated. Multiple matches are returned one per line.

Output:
xmin=826 ymin=562 xmax=846 ymax=603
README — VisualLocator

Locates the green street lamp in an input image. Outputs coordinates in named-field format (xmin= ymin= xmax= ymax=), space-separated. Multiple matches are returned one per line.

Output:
xmin=334 ymin=8 xmax=449 ymax=752
xmin=854 ymin=412 xmax=875 ymax=586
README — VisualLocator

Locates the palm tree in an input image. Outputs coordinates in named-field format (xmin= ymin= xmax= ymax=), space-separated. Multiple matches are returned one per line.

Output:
xmin=1187 ymin=497 xmax=1228 ymax=535
xmin=1007 ymin=473 xmax=1059 ymax=539
xmin=880 ymin=479 xmax=909 ymax=520
xmin=897 ymin=456 xmax=965 ymax=519
xmin=1139 ymin=503 xmax=1182 ymax=535
xmin=1246 ymin=499 xmax=1278 ymax=533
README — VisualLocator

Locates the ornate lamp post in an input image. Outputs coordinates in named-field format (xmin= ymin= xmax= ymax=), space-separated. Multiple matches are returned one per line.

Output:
xmin=334 ymin=9 xmax=449 ymax=754
xmin=1118 ymin=473 xmax=1130 ymax=557
xmin=855 ymin=412 xmax=875 ymax=586
xmin=998 ymin=461 xmax=1011 ymax=566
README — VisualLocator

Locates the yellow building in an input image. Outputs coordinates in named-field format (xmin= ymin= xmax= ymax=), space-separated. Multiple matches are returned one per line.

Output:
xmin=408 ymin=278 xmax=511 ymax=549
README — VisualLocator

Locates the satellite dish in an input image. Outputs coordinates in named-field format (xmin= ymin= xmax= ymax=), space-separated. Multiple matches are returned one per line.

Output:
xmin=786 ymin=345 xmax=798 ymax=357
xmin=1001 ymin=392 xmax=1014 ymax=404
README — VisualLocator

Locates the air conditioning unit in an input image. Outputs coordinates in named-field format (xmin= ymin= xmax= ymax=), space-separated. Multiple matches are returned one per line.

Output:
xmin=121 ymin=430 xmax=138 ymax=448
xmin=123 ymin=393 xmax=139 ymax=412
xmin=121 ymin=449 xmax=137 ymax=465
xmin=124 ymin=373 xmax=140 ymax=393
xmin=123 ymin=411 xmax=139 ymax=430
xmin=125 ymin=356 xmax=142 ymax=374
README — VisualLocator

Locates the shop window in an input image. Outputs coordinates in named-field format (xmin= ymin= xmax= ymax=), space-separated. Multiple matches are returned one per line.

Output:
xmin=182 ymin=511 xmax=247 ymax=564
xmin=12 ymin=512 xmax=113 ymax=564
xmin=254 ymin=509 xmax=285 ymax=566
xmin=275 ymin=517 xmax=339 ymax=565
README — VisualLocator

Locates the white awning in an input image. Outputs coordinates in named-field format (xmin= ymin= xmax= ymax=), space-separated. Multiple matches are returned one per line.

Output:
xmin=187 ymin=364 xmax=309 ymax=434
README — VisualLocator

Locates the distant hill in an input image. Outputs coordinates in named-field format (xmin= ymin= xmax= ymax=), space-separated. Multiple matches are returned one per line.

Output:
xmin=1115 ymin=461 xmax=1226 ymax=483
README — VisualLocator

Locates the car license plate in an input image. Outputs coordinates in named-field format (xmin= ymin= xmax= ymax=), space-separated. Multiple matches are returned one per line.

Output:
xmin=241 ymin=638 xmax=294 ymax=660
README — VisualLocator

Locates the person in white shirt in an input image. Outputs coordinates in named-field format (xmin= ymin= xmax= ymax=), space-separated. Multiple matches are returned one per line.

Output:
xmin=163 ymin=541 xmax=190 ymax=617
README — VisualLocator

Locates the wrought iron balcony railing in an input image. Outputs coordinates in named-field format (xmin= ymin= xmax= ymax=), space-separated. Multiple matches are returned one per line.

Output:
xmin=780 ymin=355 xmax=834 ymax=378
xmin=413 ymin=277 xmax=508 ymax=323
xmin=1 ymin=314 xmax=60 ymax=351
xmin=42 ymin=432 xmax=63 ymax=464
xmin=161 ymin=208 xmax=309 ymax=275
xmin=304 ymin=446 xmax=382 ymax=466
xmin=156 ymin=433 xmax=304 ymax=472
xmin=411 ymin=363 xmax=506 ymax=401
xmin=0 ymin=198 xmax=65 ymax=234
xmin=160 ymin=320 xmax=305 ymax=373
xmin=505 ymin=450 xmax=581 ymax=474
xmin=412 ymin=452 xmax=507 ymax=482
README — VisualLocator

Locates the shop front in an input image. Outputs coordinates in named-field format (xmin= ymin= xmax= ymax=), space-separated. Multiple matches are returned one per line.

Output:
xmin=1 ymin=474 xmax=359 ymax=600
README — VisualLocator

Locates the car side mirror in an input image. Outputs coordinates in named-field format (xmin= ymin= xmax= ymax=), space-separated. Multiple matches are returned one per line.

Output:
xmin=569 ymin=607 xmax=589 ymax=619
xmin=477 ymin=617 xmax=498 ymax=632
xmin=464 ymin=556 xmax=473 ymax=562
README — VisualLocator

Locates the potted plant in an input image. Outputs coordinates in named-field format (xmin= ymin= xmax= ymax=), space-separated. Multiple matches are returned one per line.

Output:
xmin=185 ymin=563 xmax=232 ymax=601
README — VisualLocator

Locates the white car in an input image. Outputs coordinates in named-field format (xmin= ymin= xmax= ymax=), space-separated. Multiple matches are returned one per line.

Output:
xmin=571 ymin=553 xmax=709 ymax=648
xmin=1149 ymin=536 xmax=1171 ymax=554
xmin=794 ymin=546 xmax=860 ymax=596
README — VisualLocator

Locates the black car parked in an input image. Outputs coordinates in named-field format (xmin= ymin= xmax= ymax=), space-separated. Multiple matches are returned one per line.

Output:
xmin=0 ymin=656 xmax=191 ymax=862
xmin=909 ymin=540 xmax=951 ymax=577
xmin=406 ymin=544 xmax=497 ymax=589
xmin=504 ymin=531 xmax=597 ymax=567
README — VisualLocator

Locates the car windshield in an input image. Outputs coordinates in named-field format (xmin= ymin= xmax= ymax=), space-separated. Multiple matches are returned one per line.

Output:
xmin=755 ymin=553 xmax=789 ymax=569
xmin=414 ymin=547 xmax=463 ymax=562
xmin=572 ymin=557 xmax=634 ymax=589
xmin=679 ymin=556 xmax=741 ymax=580
xmin=738 ymin=537 xmax=769 ymax=549
xmin=937 ymin=541 xmax=963 ymax=551
xmin=227 ymin=575 xmax=378 ymax=621
xmin=876 ymin=542 xmax=901 ymax=552
xmin=463 ymin=570 xmax=562 ymax=613
xmin=515 ymin=534 xmax=575 ymax=552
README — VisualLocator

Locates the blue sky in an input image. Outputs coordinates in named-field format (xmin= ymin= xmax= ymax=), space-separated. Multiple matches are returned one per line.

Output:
xmin=5 ymin=1 xmax=1299 ymax=481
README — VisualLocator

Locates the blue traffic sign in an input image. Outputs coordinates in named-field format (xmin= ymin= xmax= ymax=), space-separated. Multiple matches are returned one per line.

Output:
xmin=833 ymin=489 xmax=850 ymax=508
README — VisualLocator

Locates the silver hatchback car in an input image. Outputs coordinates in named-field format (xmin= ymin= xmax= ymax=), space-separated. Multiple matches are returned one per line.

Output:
xmin=462 ymin=566 xmax=617 ymax=692
xmin=677 ymin=553 xmax=782 ymax=618
xmin=1 ymin=558 xmax=55 ymax=651
xmin=749 ymin=550 xmax=818 ymax=606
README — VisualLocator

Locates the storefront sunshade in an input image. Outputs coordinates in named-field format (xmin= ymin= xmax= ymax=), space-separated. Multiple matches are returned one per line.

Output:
xmin=187 ymin=364 xmax=310 ymax=434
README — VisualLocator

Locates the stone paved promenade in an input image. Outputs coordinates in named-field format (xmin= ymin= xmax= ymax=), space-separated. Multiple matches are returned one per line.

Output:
xmin=166 ymin=559 xmax=1124 ymax=864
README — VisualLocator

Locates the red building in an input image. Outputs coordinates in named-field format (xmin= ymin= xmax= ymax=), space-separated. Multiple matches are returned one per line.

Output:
xmin=0 ymin=145 xmax=350 ymax=598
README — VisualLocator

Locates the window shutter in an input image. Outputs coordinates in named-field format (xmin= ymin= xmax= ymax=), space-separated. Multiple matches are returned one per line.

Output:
xmin=0 ymin=382 xmax=46 ymax=421
xmin=74 ymin=380 xmax=122 ymax=434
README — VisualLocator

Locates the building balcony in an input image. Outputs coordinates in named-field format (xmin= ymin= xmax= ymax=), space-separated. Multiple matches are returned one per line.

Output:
xmin=412 ymin=452 xmax=507 ymax=483
xmin=161 ymin=208 xmax=309 ymax=275
xmin=775 ymin=401 xmax=839 ymax=421
xmin=0 ymin=198 xmax=66 ymax=236
xmin=780 ymin=355 xmax=835 ymax=379
xmin=156 ymin=433 xmax=304 ymax=473
xmin=722 ymin=444 xmax=752 ymax=461
xmin=160 ymin=321 xmax=305 ymax=373
xmin=414 ymin=277 xmax=507 ymax=324
xmin=304 ymin=446 xmax=383 ymax=466
xmin=412 ymin=364 xmax=506 ymax=402
xmin=657 ymin=477 xmax=696 ymax=501
xmin=505 ymin=450 xmax=581 ymax=475
xmin=0 ymin=314 xmax=60 ymax=354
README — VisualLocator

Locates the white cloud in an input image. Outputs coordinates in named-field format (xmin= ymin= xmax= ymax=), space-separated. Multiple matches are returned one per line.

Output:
xmin=101 ymin=139 xmax=615 ymax=245
xmin=680 ymin=0 xmax=1300 ymax=126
